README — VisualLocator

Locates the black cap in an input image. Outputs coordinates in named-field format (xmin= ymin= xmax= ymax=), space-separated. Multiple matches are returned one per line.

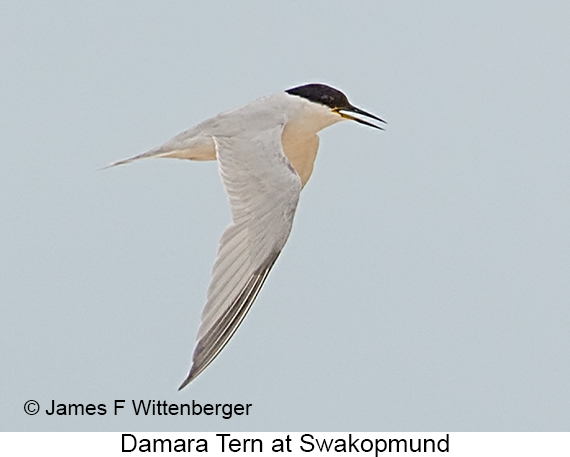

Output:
xmin=286 ymin=83 xmax=351 ymax=110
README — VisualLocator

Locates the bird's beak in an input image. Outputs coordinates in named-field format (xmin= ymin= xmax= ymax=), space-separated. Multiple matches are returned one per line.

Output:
xmin=335 ymin=105 xmax=386 ymax=130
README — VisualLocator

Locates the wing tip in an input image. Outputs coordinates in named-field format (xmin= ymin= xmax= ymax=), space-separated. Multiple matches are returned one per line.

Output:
xmin=178 ymin=364 xmax=203 ymax=391
xmin=178 ymin=251 xmax=283 ymax=392
xmin=178 ymin=373 xmax=194 ymax=391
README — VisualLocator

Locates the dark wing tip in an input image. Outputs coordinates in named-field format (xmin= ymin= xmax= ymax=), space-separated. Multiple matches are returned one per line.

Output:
xmin=177 ymin=251 xmax=281 ymax=391
xmin=178 ymin=368 xmax=199 ymax=391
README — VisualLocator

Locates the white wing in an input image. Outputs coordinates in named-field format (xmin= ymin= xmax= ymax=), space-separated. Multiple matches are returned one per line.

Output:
xmin=179 ymin=121 xmax=302 ymax=389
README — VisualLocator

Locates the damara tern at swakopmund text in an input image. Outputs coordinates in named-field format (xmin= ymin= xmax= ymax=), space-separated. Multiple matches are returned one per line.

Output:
xmin=107 ymin=83 xmax=385 ymax=390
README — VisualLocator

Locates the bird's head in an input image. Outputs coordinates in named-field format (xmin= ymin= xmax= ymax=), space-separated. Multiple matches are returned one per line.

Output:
xmin=285 ymin=83 xmax=386 ymax=130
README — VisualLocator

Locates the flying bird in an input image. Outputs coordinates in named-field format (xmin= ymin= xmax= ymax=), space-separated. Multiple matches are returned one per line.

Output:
xmin=108 ymin=83 xmax=385 ymax=390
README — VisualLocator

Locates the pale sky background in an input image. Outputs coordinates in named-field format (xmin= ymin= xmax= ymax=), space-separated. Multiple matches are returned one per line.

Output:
xmin=1 ymin=1 xmax=569 ymax=432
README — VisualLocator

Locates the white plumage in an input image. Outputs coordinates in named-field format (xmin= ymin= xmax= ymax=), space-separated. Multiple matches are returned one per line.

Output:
xmin=108 ymin=83 xmax=384 ymax=389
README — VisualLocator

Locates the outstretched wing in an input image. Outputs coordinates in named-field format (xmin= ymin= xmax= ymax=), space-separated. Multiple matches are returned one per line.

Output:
xmin=179 ymin=121 xmax=302 ymax=389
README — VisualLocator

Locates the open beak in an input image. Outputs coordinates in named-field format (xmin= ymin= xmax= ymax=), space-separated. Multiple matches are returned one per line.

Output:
xmin=336 ymin=105 xmax=386 ymax=130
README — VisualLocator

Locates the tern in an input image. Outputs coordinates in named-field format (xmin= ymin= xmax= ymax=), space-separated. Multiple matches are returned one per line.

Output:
xmin=108 ymin=83 xmax=385 ymax=390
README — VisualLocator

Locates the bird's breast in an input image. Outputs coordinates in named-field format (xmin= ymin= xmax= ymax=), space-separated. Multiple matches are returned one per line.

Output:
xmin=281 ymin=126 xmax=320 ymax=188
